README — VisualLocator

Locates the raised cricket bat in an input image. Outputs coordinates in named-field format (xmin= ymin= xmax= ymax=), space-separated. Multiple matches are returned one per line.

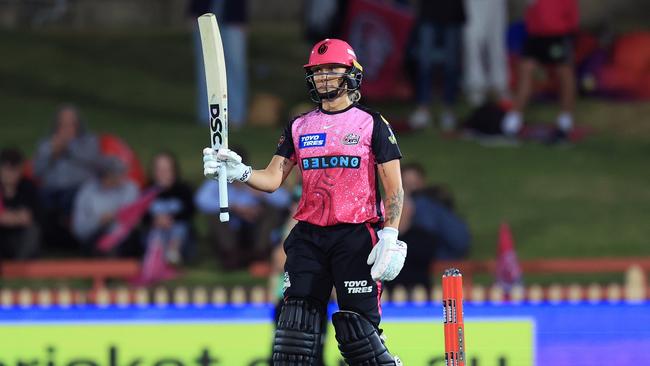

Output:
xmin=198 ymin=13 xmax=229 ymax=222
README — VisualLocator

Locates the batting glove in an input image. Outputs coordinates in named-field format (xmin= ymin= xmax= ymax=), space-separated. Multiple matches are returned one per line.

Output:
xmin=202 ymin=147 xmax=252 ymax=183
xmin=367 ymin=227 xmax=407 ymax=282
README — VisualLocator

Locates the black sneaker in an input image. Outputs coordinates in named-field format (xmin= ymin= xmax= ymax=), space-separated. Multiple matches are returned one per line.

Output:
xmin=544 ymin=128 xmax=571 ymax=145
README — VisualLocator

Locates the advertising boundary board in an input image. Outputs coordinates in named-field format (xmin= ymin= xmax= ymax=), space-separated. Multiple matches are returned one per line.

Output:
xmin=0 ymin=301 xmax=648 ymax=365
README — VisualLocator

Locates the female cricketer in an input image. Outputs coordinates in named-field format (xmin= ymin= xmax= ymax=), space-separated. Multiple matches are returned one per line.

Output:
xmin=203 ymin=38 xmax=406 ymax=365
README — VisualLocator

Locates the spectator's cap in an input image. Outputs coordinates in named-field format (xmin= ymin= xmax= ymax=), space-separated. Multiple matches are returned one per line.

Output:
xmin=0 ymin=148 xmax=24 ymax=166
xmin=96 ymin=156 xmax=126 ymax=178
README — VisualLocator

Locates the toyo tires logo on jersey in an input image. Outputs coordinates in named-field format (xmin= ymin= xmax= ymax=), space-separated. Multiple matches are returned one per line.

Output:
xmin=209 ymin=103 xmax=225 ymax=147
xmin=299 ymin=133 xmax=326 ymax=148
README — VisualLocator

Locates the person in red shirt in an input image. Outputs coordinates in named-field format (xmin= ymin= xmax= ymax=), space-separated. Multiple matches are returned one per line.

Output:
xmin=502 ymin=0 xmax=579 ymax=142
xmin=203 ymin=39 xmax=406 ymax=365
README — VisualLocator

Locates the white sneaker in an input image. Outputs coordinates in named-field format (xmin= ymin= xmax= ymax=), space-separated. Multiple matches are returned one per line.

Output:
xmin=556 ymin=112 xmax=573 ymax=132
xmin=501 ymin=111 xmax=523 ymax=136
xmin=408 ymin=108 xmax=431 ymax=129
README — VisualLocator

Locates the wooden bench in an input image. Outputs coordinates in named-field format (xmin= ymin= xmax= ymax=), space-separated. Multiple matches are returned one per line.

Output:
xmin=432 ymin=257 xmax=650 ymax=288
xmin=0 ymin=259 xmax=140 ymax=292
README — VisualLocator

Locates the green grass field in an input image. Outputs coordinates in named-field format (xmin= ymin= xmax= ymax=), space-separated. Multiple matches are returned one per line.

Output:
xmin=1 ymin=24 xmax=649 ymax=286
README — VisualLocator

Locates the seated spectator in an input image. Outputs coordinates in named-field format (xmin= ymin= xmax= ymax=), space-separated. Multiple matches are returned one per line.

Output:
xmin=195 ymin=147 xmax=291 ymax=270
xmin=71 ymin=156 xmax=139 ymax=256
xmin=0 ymin=148 xmax=40 ymax=260
xmin=402 ymin=162 xmax=471 ymax=260
xmin=142 ymin=151 xmax=195 ymax=265
xmin=33 ymin=104 xmax=100 ymax=249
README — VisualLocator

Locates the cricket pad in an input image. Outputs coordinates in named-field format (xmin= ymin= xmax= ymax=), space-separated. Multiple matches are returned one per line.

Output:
xmin=272 ymin=298 xmax=324 ymax=365
xmin=332 ymin=310 xmax=401 ymax=365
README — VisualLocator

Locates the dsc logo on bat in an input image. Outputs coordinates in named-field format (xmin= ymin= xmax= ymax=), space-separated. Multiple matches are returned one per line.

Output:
xmin=209 ymin=103 xmax=224 ymax=146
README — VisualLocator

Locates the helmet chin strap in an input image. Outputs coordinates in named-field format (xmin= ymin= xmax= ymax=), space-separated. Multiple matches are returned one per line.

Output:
xmin=317 ymin=79 xmax=347 ymax=101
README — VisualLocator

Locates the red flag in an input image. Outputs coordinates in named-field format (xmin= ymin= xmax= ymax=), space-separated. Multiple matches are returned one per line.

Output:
xmin=96 ymin=188 xmax=160 ymax=253
xmin=495 ymin=221 xmax=523 ymax=290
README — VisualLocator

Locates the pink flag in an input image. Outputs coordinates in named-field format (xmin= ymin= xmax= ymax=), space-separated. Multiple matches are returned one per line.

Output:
xmin=495 ymin=221 xmax=523 ymax=291
xmin=96 ymin=188 xmax=160 ymax=253
xmin=135 ymin=233 xmax=177 ymax=285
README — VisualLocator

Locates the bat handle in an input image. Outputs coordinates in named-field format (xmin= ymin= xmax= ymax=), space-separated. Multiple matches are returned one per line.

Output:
xmin=218 ymin=165 xmax=229 ymax=222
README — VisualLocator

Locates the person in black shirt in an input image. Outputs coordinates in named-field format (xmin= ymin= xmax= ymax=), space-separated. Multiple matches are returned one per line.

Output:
xmin=143 ymin=151 xmax=195 ymax=264
xmin=203 ymin=39 xmax=406 ymax=365
xmin=0 ymin=148 xmax=40 ymax=260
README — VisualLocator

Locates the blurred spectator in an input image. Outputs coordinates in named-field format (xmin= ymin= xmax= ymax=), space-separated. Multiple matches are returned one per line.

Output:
xmin=0 ymin=148 xmax=40 ymax=260
xmin=142 ymin=151 xmax=196 ymax=265
xmin=33 ymin=104 xmax=100 ymax=249
xmin=408 ymin=0 xmax=466 ymax=131
xmin=402 ymin=162 xmax=471 ymax=260
xmin=303 ymin=0 xmax=347 ymax=43
xmin=386 ymin=184 xmax=436 ymax=290
xmin=502 ymin=0 xmax=579 ymax=142
xmin=190 ymin=0 xmax=248 ymax=128
xmin=463 ymin=0 xmax=509 ymax=107
xmin=195 ymin=148 xmax=290 ymax=270
xmin=71 ymin=156 xmax=139 ymax=256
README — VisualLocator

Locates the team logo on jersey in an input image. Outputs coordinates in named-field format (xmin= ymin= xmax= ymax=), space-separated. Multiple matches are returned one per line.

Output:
xmin=342 ymin=133 xmax=360 ymax=145
xmin=299 ymin=133 xmax=327 ymax=148
xmin=302 ymin=155 xmax=361 ymax=170
xmin=277 ymin=134 xmax=285 ymax=147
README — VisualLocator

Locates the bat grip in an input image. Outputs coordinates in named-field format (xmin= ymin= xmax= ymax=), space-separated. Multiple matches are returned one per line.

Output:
xmin=218 ymin=165 xmax=229 ymax=222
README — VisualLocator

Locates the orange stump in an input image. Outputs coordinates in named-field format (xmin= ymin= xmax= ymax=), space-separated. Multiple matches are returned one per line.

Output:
xmin=442 ymin=268 xmax=466 ymax=366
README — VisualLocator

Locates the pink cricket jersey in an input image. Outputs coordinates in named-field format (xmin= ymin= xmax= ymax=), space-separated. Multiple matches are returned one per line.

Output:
xmin=275 ymin=103 xmax=401 ymax=226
